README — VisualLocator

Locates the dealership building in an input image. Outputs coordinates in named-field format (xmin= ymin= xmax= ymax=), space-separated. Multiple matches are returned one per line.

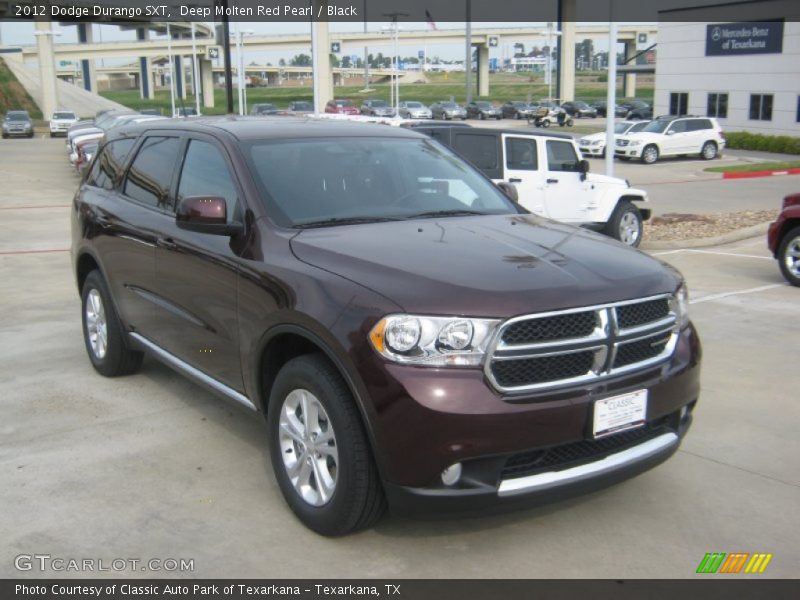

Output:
xmin=654 ymin=1 xmax=799 ymax=136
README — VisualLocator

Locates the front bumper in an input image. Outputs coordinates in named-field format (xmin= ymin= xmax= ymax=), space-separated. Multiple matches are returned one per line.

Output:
xmin=579 ymin=144 xmax=605 ymax=156
xmin=615 ymin=147 xmax=641 ymax=158
xmin=360 ymin=323 xmax=701 ymax=516
xmin=3 ymin=128 xmax=32 ymax=137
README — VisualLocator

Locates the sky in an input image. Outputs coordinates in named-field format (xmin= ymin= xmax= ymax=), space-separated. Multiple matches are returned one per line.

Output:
xmin=0 ymin=21 xmax=655 ymax=66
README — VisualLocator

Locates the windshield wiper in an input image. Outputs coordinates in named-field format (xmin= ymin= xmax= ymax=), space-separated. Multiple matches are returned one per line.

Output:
xmin=293 ymin=216 xmax=404 ymax=229
xmin=406 ymin=209 xmax=485 ymax=220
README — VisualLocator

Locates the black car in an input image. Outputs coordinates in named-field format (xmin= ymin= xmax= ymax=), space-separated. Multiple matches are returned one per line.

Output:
xmin=626 ymin=102 xmax=654 ymax=120
xmin=287 ymin=101 xmax=313 ymax=115
xmin=591 ymin=101 xmax=630 ymax=118
xmin=2 ymin=110 xmax=34 ymax=138
xmin=501 ymin=101 xmax=536 ymax=120
xmin=466 ymin=101 xmax=502 ymax=120
xmin=561 ymin=101 xmax=598 ymax=119
xmin=250 ymin=103 xmax=280 ymax=116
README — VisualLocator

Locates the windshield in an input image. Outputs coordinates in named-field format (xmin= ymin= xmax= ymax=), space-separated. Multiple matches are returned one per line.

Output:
xmin=440 ymin=102 xmax=457 ymax=108
xmin=613 ymin=123 xmax=629 ymax=134
xmin=292 ymin=102 xmax=312 ymax=110
xmin=246 ymin=137 xmax=518 ymax=228
xmin=53 ymin=112 xmax=76 ymax=120
xmin=630 ymin=121 xmax=649 ymax=132
xmin=334 ymin=100 xmax=353 ymax=107
xmin=405 ymin=102 xmax=423 ymax=108
xmin=6 ymin=113 xmax=29 ymax=121
xmin=370 ymin=100 xmax=388 ymax=107
xmin=642 ymin=120 xmax=670 ymax=133
xmin=476 ymin=102 xmax=491 ymax=108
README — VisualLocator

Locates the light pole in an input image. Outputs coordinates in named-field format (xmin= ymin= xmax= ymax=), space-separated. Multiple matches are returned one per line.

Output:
xmin=167 ymin=24 xmax=176 ymax=117
xmin=383 ymin=12 xmax=408 ymax=116
xmin=546 ymin=22 xmax=562 ymax=103
xmin=191 ymin=22 xmax=200 ymax=115
xmin=605 ymin=21 xmax=618 ymax=177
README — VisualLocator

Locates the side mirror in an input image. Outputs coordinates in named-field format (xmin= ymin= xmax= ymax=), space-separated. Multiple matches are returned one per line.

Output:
xmin=578 ymin=159 xmax=590 ymax=181
xmin=176 ymin=196 xmax=243 ymax=236
xmin=497 ymin=181 xmax=519 ymax=203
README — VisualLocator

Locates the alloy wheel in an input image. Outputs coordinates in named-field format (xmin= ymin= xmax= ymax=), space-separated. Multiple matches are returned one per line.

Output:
xmin=619 ymin=212 xmax=641 ymax=246
xmin=784 ymin=235 xmax=800 ymax=279
xmin=85 ymin=289 xmax=108 ymax=359
xmin=278 ymin=388 xmax=339 ymax=507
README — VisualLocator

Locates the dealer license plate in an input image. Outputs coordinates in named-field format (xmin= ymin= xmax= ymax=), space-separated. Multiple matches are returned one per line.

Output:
xmin=593 ymin=389 xmax=647 ymax=438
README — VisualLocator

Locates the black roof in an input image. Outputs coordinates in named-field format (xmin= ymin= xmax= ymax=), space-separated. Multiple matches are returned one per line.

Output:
xmin=105 ymin=116 xmax=426 ymax=143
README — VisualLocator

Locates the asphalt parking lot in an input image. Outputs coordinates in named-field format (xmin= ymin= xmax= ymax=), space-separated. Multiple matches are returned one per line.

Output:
xmin=1 ymin=135 xmax=798 ymax=579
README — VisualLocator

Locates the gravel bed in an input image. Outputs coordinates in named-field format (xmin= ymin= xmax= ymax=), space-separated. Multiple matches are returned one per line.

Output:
xmin=643 ymin=210 xmax=778 ymax=241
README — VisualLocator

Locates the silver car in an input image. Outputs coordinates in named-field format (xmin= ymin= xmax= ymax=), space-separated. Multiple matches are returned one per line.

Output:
xmin=398 ymin=101 xmax=432 ymax=119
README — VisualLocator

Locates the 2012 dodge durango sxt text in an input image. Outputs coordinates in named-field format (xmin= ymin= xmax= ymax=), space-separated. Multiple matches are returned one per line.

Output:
xmin=71 ymin=118 xmax=701 ymax=535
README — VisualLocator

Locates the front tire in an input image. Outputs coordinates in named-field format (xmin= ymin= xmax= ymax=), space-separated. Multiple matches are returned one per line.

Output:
xmin=701 ymin=141 xmax=718 ymax=160
xmin=641 ymin=144 xmax=659 ymax=164
xmin=605 ymin=201 xmax=643 ymax=247
xmin=81 ymin=270 xmax=143 ymax=376
xmin=778 ymin=226 xmax=800 ymax=287
xmin=267 ymin=354 xmax=386 ymax=536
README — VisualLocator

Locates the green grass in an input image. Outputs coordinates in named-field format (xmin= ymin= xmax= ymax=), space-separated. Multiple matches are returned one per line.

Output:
xmin=0 ymin=57 xmax=42 ymax=120
xmin=100 ymin=73 xmax=653 ymax=115
xmin=704 ymin=160 xmax=800 ymax=174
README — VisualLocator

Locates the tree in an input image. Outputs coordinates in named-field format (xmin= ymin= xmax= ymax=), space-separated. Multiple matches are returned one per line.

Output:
xmin=278 ymin=58 xmax=286 ymax=67
xmin=290 ymin=54 xmax=311 ymax=67
xmin=330 ymin=54 xmax=340 ymax=68
xmin=341 ymin=55 xmax=351 ymax=68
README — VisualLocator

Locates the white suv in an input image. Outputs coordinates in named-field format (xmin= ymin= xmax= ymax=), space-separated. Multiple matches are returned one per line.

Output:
xmin=49 ymin=111 xmax=78 ymax=137
xmin=615 ymin=116 xmax=725 ymax=164
xmin=578 ymin=120 xmax=649 ymax=157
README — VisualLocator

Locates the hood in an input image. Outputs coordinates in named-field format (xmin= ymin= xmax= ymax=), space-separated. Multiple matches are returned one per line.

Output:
xmin=581 ymin=132 xmax=610 ymax=143
xmin=290 ymin=214 xmax=677 ymax=317
xmin=620 ymin=132 xmax=662 ymax=143
xmin=584 ymin=172 xmax=629 ymax=187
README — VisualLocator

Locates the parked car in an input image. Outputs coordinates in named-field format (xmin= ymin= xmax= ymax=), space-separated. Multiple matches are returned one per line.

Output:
xmin=412 ymin=125 xmax=651 ymax=246
xmin=501 ymin=101 xmax=537 ymax=120
xmin=325 ymin=99 xmax=360 ymax=115
xmin=398 ymin=101 xmax=432 ymax=119
xmin=767 ymin=193 xmax=800 ymax=286
xmin=2 ymin=110 xmax=34 ymax=138
xmin=74 ymin=139 xmax=99 ymax=174
xmin=430 ymin=101 xmax=467 ymax=120
xmin=175 ymin=107 xmax=200 ymax=118
xmin=561 ymin=101 xmax=598 ymax=119
xmin=250 ymin=103 xmax=280 ymax=116
xmin=361 ymin=99 xmax=395 ymax=117
xmin=626 ymin=102 xmax=653 ymax=120
xmin=69 ymin=131 xmax=105 ymax=167
xmin=466 ymin=101 xmax=502 ymax=120
xmin=578 ymin=120 xmax=650 ymax=158
xmin=49 ymin=111 xmax=79 ymax=137
xmin=139 ymin=108 xmax=163 ymax=116
xmin=72 ymin=118 xmax=699 ymax=535
xmin=589 ymin=101 xmax=627 ymax=118
xmin=615 ymin=116 xmax=725 ymax=164
xmin=287 ymin=101 xmax=313 ymax=115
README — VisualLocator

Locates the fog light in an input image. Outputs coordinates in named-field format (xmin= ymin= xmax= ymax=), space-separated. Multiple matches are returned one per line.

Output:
xmin=441 ymin=463 xmax=462 ymax=486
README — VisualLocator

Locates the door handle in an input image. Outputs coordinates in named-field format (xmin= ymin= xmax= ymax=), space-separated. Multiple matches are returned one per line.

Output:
xmin=547 ymin=178 xmax=559 ymax=184
xmin=156 ymin=237 xmax=178 ymax=250
xmin=508 ymin=178 xmax=522 ymax=183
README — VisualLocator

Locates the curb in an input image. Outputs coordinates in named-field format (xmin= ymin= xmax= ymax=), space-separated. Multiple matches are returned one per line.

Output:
xmin=721 ymin=167 xmax=800 ymax=179
xmin=641 ymin=221 xmax=771 ymax=250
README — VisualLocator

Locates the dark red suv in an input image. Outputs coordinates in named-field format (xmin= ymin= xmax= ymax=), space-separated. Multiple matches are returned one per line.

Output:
xmin=71 ymin=118 xmax=701 ymax=535
xmin=767 ymin=192 xmax=800 ymax=286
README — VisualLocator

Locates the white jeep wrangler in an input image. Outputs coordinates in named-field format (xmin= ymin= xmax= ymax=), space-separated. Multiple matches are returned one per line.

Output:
xmin=410 ymin=125 xmax=650 ymax=247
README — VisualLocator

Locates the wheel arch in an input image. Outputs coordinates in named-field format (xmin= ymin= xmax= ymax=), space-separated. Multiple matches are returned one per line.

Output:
xmin=775 ymin=219 xmax=800 ymax=257
xmin=253 ymin=323 xmax=386 ymax=474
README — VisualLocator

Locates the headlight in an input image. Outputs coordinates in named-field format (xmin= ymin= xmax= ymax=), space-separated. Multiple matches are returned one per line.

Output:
xmin=592 ymin=140 xmax=603 ymax=146
xmin=670 ymin=284 xmax=690 ymax=329
xmin=629 ymin=140 xmax=642 ymax=146
xmin=369 ymin=314 xmax=501 ymax=366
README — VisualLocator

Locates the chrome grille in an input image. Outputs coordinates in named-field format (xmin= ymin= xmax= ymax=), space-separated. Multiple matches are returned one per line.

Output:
xmin=486 ymin=294 xmax=679 ymax=394
xmin=616 ymin=139 xmax=631 ymax=147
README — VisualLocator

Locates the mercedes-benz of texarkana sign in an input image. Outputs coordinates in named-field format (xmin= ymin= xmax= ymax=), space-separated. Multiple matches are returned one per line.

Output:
xmin=71 ymin=118 xmax=701 ymax=535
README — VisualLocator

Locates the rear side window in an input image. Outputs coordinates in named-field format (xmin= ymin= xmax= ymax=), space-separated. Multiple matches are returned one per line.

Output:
xmin=546 ymin=140 xmax=580 ymax=172
xmin=177 ymin=140 xmax=241 ymax=223
xmin=87 ymin=138 xmax=135 ymax=190
xmin=686 ymin=119 xmax=712 ymax=131
xmin=505 ymin=138 xmax=538 ymax=171
xmin=452 ymin=133 xmax=498 ymax=171
xmin=123 ymin=136 xmax=181 ymax=210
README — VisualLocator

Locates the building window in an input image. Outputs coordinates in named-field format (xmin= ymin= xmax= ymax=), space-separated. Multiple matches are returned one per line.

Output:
xmin=749 ymin=94 xmax=773 ymax=121
xmin=669 ymin=92 xmax=688 ymax=116
xmin=796 ymin=96 xmax=800 ymax=122
xmin=707 ymin=93 xmax=728 ymax=118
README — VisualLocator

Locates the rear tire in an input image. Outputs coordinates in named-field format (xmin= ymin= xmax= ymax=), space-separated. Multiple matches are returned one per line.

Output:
xmin=777 ymin=226 xmax=800 ymax=287
xmin=541 ymin=120 xmax=550 ymax=128
xmin=641 ymin=144 xmax=659 ymax=164
xmin=605 ymin=200 xmax=643 ymax=247
xmin=701 ymin=141 xmax=718 ymax=160
xmin=81 ymin=270 xmax=143 ymax=377
xmin=267 ymin=354 xmax=386 ymax=536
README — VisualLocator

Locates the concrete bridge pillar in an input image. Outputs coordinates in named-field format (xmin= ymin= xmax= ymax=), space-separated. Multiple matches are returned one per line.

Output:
xmin=77 ymin=24 xmax=96 ymax=93
xmin=173 ymin=54 xmax=186 ymax=99
xmin=623 ymin=40 xmax=637 ymax=98
xmin=136 ymin=28 xmax=153 ymax=100
xmin=477 ymin=44 xmax=489 ymax=97
xmin=556 ymin=0 xmax=576 ymax=102
xmin=311 ymin=12 xmax=332 ymax=114
xmin=200 ymin=58 xmax=215 ymax=109
xmin=34 ymin=20 xmax=59 ymax=118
